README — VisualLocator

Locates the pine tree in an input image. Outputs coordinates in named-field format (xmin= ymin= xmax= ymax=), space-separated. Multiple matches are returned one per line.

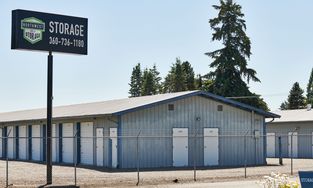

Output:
xmin=206 ymin=0 xmax=269 ymax=111
xmin=307 ymin=68 xmax=313 ymax=106
xmin=280 ymin=101 xmax=288 ymax=110
xmin=182 ymin=61 xmax=196 ymax=90
xmin=141 ymin=68 xmax=155 ymax=96
xmin=163 ymin=58 xmax=187 ymax=93
xmin=287 ymin=82 xmax=306 ymax=109
xmin=195 ymin=74 xmax=203 ymax=90
xmin=150 ymin=64 xmax=162 ymax=94
xmin=129 ymin=63 xmax=142 ymax=97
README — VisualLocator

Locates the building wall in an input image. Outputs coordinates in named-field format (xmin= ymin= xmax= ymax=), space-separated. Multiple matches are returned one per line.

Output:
xmin=267 ymin=122 xmax=313 ymax=158
xmin=120 ymin=95 xmax=265 ymax=168
xmin=0 ymin=117 xmax=118 ymax=167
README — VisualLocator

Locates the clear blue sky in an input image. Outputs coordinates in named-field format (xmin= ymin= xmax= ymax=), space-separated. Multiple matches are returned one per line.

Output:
xmin=1 ymin=0 xmax=312 ymax=112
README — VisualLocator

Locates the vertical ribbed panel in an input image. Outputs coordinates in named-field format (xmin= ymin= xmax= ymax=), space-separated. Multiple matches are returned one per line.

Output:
xmin=120 ymin=96 xmax=265 ymax=168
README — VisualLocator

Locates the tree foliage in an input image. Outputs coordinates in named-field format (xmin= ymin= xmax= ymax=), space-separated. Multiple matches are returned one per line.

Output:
xmin=163 ymin=58 xmax=187 ymax=93
xmin=280 ymin=82 xmax=306 ymax=110
xmin=206 ymin=0 xmax=268 ymax=111
xmin=307 ymin=68 xmax=313 ymax=106
xmin=128 ymin=63 xmax=142 ymax=97
xmin=141 ymin=68 xmax=155 ymax=96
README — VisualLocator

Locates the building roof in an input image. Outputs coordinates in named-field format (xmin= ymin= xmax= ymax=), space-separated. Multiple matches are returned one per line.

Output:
xmin=0 ymin=90 xmax=279 ymax=123
xmin=269 ymin=108 xmax=313 ymax=123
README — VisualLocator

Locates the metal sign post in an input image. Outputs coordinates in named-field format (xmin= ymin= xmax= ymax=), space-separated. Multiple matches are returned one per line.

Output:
xmin=46 ymin=51 xmax=53 ymax=184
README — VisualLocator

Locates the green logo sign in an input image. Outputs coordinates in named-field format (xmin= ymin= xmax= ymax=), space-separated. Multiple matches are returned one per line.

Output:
xmin=21 ymin=17 xmax=45 ymax=44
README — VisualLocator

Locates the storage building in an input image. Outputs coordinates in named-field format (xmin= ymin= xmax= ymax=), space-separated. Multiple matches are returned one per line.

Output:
xmin=0 ymin=90 xmax=279 ymax=168
xmin=267 ymin=106 xmax=313 ymax=158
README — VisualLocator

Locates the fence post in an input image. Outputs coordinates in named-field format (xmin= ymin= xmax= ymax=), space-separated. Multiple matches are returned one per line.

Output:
xmin=278 ymin=136 xmax=283 ymax=165
xmin=136 ymin=130 xmax=141 ymax=186
xmin=244 ymin=134 xmax=247 ymax=178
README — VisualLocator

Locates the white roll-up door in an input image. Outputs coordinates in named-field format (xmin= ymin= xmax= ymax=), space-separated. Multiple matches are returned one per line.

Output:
xmin=266 ymin=133 xmax=275 ymax=157
xmin=96 ymin=128 xmax=104 ymax=166
xmin=80 ymin=122 xmax=94 ymax=165
xmin=52 ymin=124 xmax=57 ymax=162
xmin=19 ymin=126 xmax=27 ymax=160
xmin=7 ymin=126 xmax=14 ymax=159
xmin=288 ymin=132 xmax=298 ymax=158
xmin=173 ymin=128 xmax=188 ymax=167
xmin=32 ymin=125 xmax=41 ymax=161
xmin=110 ymin=128 xmax=118 ymax=168
xmin=62 ymin=123 xmax=74 ymax=163
xmin=0 ymin=128 xmax=2 ymax=158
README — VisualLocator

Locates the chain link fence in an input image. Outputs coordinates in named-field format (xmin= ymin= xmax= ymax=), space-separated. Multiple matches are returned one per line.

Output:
xmin=1 ymin=133 xmax=313 ymax=187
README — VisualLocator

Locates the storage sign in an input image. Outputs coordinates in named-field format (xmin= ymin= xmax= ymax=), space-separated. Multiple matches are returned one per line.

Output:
xmin=12 ymin=9 xmax=88 ymax=55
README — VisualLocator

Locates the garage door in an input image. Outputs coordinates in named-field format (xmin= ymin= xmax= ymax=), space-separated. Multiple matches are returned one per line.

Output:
xmin=204 ymin=128 xmax=219 ymax=166
xmin=52 ymin=124 xmax=58 ymax=162
xmin=80 ymin=122 xmax=94 ymax=165
xmin=0 ymin=128 xmax=2 ymax=158
xmin=19 ymin=126 xmax=27 ymax=160
xmin=173 ymin=128 xmax=188 ymax=167
xmin=32 ymin=125 xmax=41 ymax=161
xmin=62 ymin=123 xmax=74 ymax=163
xmin=7 ymin=126 xmax=14 ymax=159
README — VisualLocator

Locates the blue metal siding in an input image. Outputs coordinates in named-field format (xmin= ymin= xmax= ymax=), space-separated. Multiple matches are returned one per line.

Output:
xmin=28 ymin=125 xmax=32 ymax=160
xmin=267 ymin=122 xmax=313 ymax=158
xmin=58 ymin=123 xmax=63 ymax=162
xmin=42 ymin=124 xmax=46 ymax=161
xmin=76 ymin=122 xmax=81 ymax=164
xmin=120 ymin=96 xmax=266 ymax=168
xmin=15 ymin=126 xmax=19 ymax=159
xmin=117 ymin=115 xmax=122 ymax=168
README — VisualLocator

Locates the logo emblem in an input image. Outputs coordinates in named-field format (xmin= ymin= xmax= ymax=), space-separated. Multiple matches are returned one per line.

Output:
xmin=21 ymin=17 xmax=45 ymax=44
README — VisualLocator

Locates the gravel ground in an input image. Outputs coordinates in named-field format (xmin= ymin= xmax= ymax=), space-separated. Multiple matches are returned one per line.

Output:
xmin=0 ymin=158 xmax=310 ymax=187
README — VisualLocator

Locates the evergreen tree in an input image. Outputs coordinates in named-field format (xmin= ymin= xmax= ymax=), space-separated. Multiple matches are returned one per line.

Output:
xmin=129 ymin=63 xmax=142 ymax=97
xmin=141 ymin=68 xmax=155 ymax=96
xmin=280 ymin=101 xmax=288 ymax=110
xmin=182 ymin=61 xmax=196 ymax=90
xmin=206 ymin=0 xmax=268 ymax=111
xmin=195 ymin=74 xmax=203 ymax=90
xmin=307 ymin=68 xmax=313 ymax=106
xmin=163 ymin=58 xmax=187 ymax=93
xmin=150 ymin=64 xmax=162 ymax=94
xmin=286 ymin=82 xmax=306 ymax=109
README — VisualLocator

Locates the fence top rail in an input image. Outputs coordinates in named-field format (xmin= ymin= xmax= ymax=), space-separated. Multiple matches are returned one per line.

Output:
xmin=1 ymin=133 xmax=313 ymax=139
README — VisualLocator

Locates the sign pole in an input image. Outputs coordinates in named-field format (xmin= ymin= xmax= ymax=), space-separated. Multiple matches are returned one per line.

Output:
xmin=47 ymin=51 xmax=53 ymax=184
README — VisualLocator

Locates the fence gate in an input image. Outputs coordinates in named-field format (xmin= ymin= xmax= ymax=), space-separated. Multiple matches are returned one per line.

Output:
xmin=266 ymin=133 xmax=275 ymax=157
xmin=204 ymin=128 xmax=219 ymax=166
xmin=19 ymin=125 xmax=27 ymax=160
xmin=110 ymin=128 xmax=118 ymax=168
xmin=288 ymin=132 xmax=298 ymax=158
xmin=96 ymin=128 xmax=104 ymax=166
xmin=62 ymin=123 xmax=74 ymax=163
xmin=173 ymin=128 xmax=188 ymax=167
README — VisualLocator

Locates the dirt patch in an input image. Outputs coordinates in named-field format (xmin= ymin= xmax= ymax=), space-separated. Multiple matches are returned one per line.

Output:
xmin=0 ymin=158 xmax=311 ymax=187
